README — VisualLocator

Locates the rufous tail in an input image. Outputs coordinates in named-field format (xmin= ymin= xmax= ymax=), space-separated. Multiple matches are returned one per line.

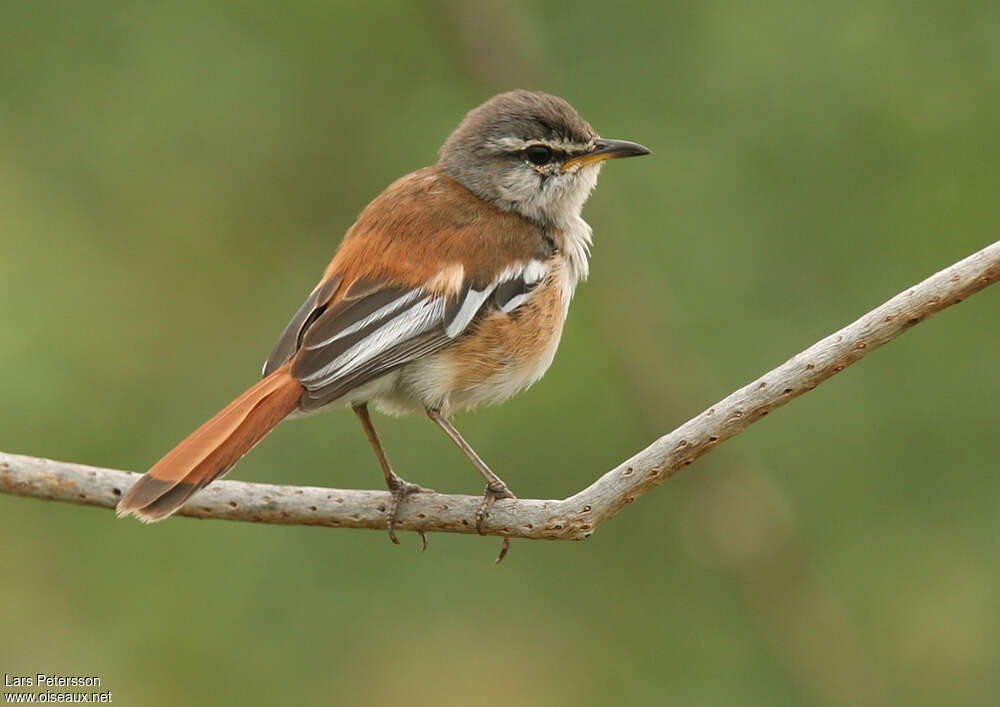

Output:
xmin=116 ymin=364 xmax=302 ymax=522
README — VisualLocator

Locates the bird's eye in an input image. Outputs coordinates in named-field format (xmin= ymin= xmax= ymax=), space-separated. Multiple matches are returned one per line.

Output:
xmin=524 ymin=144 xmax=553 ymax=166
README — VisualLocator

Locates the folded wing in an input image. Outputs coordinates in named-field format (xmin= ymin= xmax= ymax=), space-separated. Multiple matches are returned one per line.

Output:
xmin=262 ymin=260 xmax=549 ymax=411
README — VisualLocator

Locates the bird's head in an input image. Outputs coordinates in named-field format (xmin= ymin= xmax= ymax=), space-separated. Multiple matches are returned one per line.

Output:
xmin=438 ymin=90 xmax=650 ymax=226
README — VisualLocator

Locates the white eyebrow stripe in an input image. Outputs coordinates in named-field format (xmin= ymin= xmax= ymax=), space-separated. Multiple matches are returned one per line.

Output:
xmin=488 ymin=137 xmax=528 ymax=151
xmin=487 ymin=136 xmax=595 ymax=154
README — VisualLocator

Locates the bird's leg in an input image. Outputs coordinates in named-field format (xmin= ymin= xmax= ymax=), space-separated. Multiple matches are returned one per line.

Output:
xmin=353 ymin=403 xmax=430 ymax=549
xmin=426 ymin=408 xmax=514 ymax=563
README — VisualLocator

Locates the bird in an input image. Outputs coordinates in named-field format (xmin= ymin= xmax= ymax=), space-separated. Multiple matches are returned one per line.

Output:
xmin=116 ymin=90 xmax=650 ymax=558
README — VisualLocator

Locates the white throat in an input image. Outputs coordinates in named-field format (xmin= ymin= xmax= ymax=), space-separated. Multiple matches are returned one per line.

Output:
xmin=499 ymin=162 xmax=602 ymax=289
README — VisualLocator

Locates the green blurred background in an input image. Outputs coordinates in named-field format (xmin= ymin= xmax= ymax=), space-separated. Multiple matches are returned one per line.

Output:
xmin=2 ymin=1 xmax=999 ymax=705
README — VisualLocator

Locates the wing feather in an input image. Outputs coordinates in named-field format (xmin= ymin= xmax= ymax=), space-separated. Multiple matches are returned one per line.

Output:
xmin=262 ymin=274 xmax=342 ymax=377
xmin=294 ymin=294 xmax=446 ymax=386
xmin=265 ymin=259 xmax=551 ymax=410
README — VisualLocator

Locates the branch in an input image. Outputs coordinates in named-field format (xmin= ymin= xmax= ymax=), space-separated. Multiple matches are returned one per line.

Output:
xmin=3 ymin=241 xmax=999 ymax=541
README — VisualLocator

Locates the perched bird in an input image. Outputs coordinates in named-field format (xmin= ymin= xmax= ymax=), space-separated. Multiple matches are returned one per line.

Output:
xmin=117 ymin=90 xmax=650 ymax=557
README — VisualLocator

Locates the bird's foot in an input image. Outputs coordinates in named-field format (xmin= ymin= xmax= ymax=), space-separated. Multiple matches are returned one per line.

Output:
xmin=476 ymin=481 xmax=516 ymax=564
xmin=385 ymin=476 xmax=432 ymax=549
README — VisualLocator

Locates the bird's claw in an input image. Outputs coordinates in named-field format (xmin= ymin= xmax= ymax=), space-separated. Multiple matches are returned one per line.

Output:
xmin=385 ymin=478 xmax=432 ymax=547
xmin=475 ymin=482 xmax=516 ymax=563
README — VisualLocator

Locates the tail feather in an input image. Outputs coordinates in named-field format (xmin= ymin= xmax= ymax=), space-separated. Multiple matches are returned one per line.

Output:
xmin=117 ymin=365 xmax=302 ymax=522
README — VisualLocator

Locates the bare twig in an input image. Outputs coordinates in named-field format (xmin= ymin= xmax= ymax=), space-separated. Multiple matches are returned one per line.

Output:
xmin=2 ymin=241 xmax=998 ymax=540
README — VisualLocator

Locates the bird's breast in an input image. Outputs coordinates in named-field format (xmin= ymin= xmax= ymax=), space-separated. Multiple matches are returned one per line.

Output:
xmin=388 ymin=257 xmax=574 ymax=415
